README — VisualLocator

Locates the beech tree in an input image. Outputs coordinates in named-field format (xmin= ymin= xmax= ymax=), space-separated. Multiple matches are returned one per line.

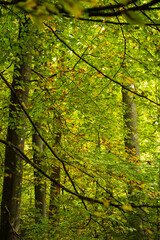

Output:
xmin=0 ymin=16 xmax=31 ymax=240
xmin=122 ymin=84 xmax=143 ymax=239
xmin=32 ymin=122 xmax=46 ymax=222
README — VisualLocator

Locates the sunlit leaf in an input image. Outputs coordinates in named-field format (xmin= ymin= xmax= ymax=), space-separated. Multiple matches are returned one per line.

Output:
xmin=121 ymin=204 xmax=133 ymax=211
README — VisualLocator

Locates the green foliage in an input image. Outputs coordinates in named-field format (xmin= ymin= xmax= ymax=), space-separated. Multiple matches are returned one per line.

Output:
xmin=0 ymin=0 xmax=160 ymax=239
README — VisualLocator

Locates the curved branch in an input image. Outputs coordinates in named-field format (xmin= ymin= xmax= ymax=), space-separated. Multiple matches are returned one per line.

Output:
xmin=0 ymin=139 xmax=114 ymax=207
xmin=43 ymin=23 xmax=160 ymax=106
xmin=64 ymin=16 xmax=160 ymax=26
xmin=0 ymin=72 xmax=83 ymax=197
xmin=0 ymin=139 xmax=159 ymax=210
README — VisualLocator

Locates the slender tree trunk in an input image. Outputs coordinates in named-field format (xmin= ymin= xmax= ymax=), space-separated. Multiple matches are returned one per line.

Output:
xmin=156 ymin=88 xmax=160 ymax=239
xmin=49 ymin=115 xmax=61 ymax=222
xmin=32 ymin=122 xmax=46 ymax=223
xmin=49 ymin=54 xmax=64 ymax=222
xmin=49 ymin=165 xmax=60 ymax=219
xmin=0 ymin=18 xmax=31 ymax=240
xmin=122 ymin=84 xmax=140 ymax=157
xmin=122 ymin=84 xmax=144 ymax=240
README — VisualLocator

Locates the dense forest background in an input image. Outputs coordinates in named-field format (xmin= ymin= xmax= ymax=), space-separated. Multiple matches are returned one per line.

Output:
xmin=0 ymin=0 xmax=160 ymax=239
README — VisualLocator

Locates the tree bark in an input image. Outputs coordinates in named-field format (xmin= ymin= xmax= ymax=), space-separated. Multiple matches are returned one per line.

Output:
xmin=32 ymin=122 xmax=46 ymax=223
xmin=0 ymin=18 xmax=31 ymax=240
xmin=122 ymin=84 xmax=140 ymax=157
xmin=49 ymin=115 xmax=61 ymax=222
xmin=122 ymin=84 xmax=144 ymax=240
xmin=49 ymin=165 xmax=61 ymax=219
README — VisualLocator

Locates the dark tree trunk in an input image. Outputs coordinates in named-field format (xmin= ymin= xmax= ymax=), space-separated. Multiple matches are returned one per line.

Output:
xmin=0 ymin=18 xmax=31 ymax=240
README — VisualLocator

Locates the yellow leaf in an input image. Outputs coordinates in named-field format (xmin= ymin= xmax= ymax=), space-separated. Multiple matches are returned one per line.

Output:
xmin=25 ymin=0 xmax=37 ymax=10
xmin=143 ymin=207 xmax=149 ymax=213
xmin=121 ymin=204 xmax=133 ymax=211
xmin=103 ymin=199 xmax=110 ymax=208
xmin=139 ymin=183 xmax=146 ymax=189
xmin=146 ymin=229 xmax=153 ymax=235
xmin=94 ymin=212 xmax=103 ymax=217
xmin=118 ymin=73 xmax=133 ymax=84
xmin=18 ymin=144 xmax=23 ymax=148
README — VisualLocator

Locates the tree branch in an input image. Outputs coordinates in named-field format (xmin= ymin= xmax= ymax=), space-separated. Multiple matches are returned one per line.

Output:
xmin=43 ymin=23 xmax=160 ymax=106
xmin=0 ymin=139 xmax=159 ymax=210
xmin=0 ymin=139 xmax=115 ymax=207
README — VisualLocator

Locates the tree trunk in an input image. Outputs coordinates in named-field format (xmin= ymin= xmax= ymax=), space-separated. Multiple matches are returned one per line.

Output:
xmin=122 ymin=84 xmax=140 ymax=157
xmin=122 ymin=84 xmax=144 ymax=240
xmin=49 ymin=165 xmax=61 ymax=220
xmin=49 ymin=115 xmax=61 ymax=222
xmin=0 ymin=18 xmax=31 ymax=240
xmin=32 ymin=122 xmax=46 ymax=223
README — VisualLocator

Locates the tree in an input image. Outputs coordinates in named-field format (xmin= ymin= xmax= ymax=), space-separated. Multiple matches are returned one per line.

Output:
xmin=122 ymin=84 xmax=140 ymax=157
xmin=122 ymin=83 xmax=143 ymax=239
xmin=32 ymin=122 xmax=46 ymax=222
xmin=0 ymin=16 xmax=31 ymax=240
xmin=49 ymin=114 xmax=61 ymax=222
